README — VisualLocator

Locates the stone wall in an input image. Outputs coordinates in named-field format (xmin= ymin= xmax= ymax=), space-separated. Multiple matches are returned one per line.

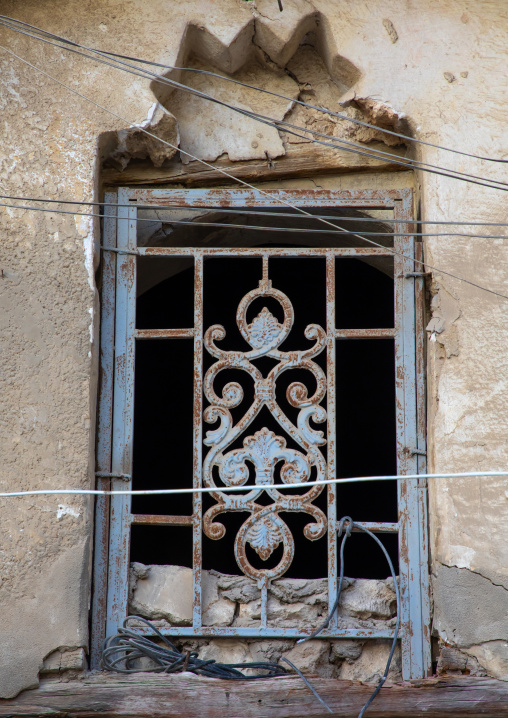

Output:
xmin=129 ymin=564 xmax=400 ymax=680
xmin=1 ymin=0 xmax=508 ymax=699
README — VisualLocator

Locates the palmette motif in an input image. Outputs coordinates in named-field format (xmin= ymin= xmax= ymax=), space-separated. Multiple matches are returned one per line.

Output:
xmin=203 ymin=275 xmax=328 ymax=588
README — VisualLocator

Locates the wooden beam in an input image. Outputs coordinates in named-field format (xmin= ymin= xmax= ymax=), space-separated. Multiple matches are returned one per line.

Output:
xmin=2 ymin=674 xmax=508 ymax=717
xmin=102 ymin=142 xmax=409 ymax=188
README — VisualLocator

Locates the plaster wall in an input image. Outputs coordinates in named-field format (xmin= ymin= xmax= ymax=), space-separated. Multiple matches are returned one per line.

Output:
xmin=1 ymin=0 xmax=508 ymax=698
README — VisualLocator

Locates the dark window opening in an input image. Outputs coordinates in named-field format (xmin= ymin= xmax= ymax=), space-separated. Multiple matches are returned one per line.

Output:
xmin=130 ymin=253 xmax=398 ymax=579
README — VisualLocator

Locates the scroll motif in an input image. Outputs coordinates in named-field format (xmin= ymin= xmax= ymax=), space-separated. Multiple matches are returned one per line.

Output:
xmin=203 ymin=272 xmax=328 ymax=587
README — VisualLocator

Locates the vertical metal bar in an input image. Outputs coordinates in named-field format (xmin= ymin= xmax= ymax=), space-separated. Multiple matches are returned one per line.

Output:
xmin=326 ymin=253 xmax=338 ymax=630
xmin=106 ymin=192 xmax=137 ymax=638
xmin=415 ymin=241 xmax=432 ymax=675
xmin=394 ymin=193 xmax=427 ymax=679
xmin=260 ymin=581 xmax=268 ymax=629
xmin=90 ymin=191 xmax=117 ymax=669
xmin=192 ymin=253 xmax=204 ymax=629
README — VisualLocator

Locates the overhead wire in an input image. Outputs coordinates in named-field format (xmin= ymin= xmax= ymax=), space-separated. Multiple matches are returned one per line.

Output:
xmin=3 ymin=199 xmax=508 ymax=241
xmin=2 ymin=43 xmax=508 ymax=301
xmin=0 ymin=14 xmax=506 ymax=166
xmin=2 ymin=16 xmax=508 ymax=193
xmin=4 ymin=193 xmax=508 ymax=227
xmin=0 ymin=17 xmax=502 ymax=192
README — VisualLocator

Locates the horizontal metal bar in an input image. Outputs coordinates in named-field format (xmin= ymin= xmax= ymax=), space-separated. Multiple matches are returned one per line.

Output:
xmin=130 ymin=626 xmax=398 ymax=639
xmin=350 ymin=521 xmax=399 ymax=533
xmin=125 ymin=187 xmax=410 ymax=207
xmin=134 ymin=328 xmax=195 ymax=340
xmin=335 ymin=328 xmax=395 ymax=339
xmin=140 ymin=247 xmax=393 ymax=258
xmin=130 ymin=514 xmax=194 ymax=526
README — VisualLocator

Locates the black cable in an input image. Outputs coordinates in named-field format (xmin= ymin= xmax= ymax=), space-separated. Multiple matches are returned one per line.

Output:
xmin=4 ymin=198 xmax=508 ymax=239
xmin=1 ymin=14 xmax=505 ymax=165
xmin=3 ymin=18 xmax=508 ymax=193
xmin=5 ymin=192 xmax=508 ymax=227
xmin=299 ymin=516 xmax=401 ymax=718
xmin=102 ymin=615 xmax=288 ymax=678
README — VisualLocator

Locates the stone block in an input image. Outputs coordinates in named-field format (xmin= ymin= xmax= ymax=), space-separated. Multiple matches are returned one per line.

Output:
xmin=129 ymin=565 xmax=235 ymax=627
xmin=130 ymin=564 xmax=194 ymax=626
xmin=339 ymin=641 xmax=401 ymax=683
xmin=41 ymin=648 xmax=86 ymax=674
xmin=202 ymin=571 xmax=236 ymax=627
xmin=330 ymin=639 xmax=364 ymax=663
xmin=339 ymin=579 xmax=396 ymax=620
xmin=281 ymin=640 xmax=336 ymax=678
xmin=433 ymin=564 xmax=508 ymax=647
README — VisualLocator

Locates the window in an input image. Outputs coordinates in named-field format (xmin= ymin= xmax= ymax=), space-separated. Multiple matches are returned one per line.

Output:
xmin=92 ymin=187 xmax=430 ymax=680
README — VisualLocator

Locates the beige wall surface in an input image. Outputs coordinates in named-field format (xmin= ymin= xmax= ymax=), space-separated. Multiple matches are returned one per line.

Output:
xmin=1 ymin=0 xmax=508 ymax=698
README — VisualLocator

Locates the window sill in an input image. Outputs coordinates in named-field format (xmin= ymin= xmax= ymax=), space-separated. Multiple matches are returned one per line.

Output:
xmin=1 ymin=672 xmax=506 ymax=717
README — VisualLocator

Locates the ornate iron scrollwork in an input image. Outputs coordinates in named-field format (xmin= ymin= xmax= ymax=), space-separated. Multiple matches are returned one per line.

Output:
xmin=203 ymin=271 xmax=328 ymax=589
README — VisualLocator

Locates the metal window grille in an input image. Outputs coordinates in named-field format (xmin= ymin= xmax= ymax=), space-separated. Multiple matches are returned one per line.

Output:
xmin=92 ymin=187 xmax=430 ymax=680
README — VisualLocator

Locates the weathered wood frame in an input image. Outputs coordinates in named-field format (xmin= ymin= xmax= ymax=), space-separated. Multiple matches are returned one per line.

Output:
xmin=3 ymin=674 xmax=508 ymax=717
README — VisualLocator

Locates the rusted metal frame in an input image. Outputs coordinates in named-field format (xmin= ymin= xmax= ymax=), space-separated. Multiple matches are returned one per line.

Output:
xmin=103 ymin=188 xmax=419 ymax=645
xmin=130 ymin=514 xmax=193 ymax=526
xmin=105 ymin=193 xmax=137 ymax=639
xmin=335 ymin=328 xmax=395 ymax=339
xmin=393 ymin=193 xmax=430 ymax=680
xmin=149 ymin=626 xmax=396 ymax=639
xmin=140 ymin=247 xmax=393 ymax=258
xmin=353 ymin=521 xmax=398 ymax=532
xmin=414 ymin=240 xmax=432 ymax=674
xmin=127 ymin=516 xmax=397 ymax=531
xmin=123 ymin=187 xmax=412 ymax=208
xmin=134 ymin=328 xmax=195 ymax=339
xmin=90 ymin=191 xmax=117 ymax=670
xmin=326 ymin=253 xmax=338 ymax=630
xmin=192 ymin=255 xmax=204 ymax=630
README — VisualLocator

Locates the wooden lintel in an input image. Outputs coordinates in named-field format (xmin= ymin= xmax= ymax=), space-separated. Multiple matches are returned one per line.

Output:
xmin=1 ymin=673 xmax=507 ymax=717
xmin=102 ymin=142 xmax=409 ymax=188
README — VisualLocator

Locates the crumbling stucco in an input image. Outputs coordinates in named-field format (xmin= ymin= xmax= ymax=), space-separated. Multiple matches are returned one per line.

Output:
xmin=432 ymin=564 xmax=508 ymax=679
xmin=1 ymin=0 xmax=508 ymax=699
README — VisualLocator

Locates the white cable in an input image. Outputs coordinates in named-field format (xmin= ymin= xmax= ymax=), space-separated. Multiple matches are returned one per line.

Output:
xmin=1 ymin=471 xmax=507 ymax=499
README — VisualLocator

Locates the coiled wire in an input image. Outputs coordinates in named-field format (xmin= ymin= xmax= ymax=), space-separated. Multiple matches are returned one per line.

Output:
xmin=102 ymin=615 xmax=288 ymax=679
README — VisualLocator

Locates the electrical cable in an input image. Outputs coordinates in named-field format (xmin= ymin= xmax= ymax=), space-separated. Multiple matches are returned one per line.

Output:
xmin=2 ymin=44 xmax=508 ymax=302
xmin=4 ymin=193 xmax=508 ymax=226
xmin=297 ymin=516 xmax=401 ymax=718
xmin=1 ymin=470 xmax=507 ymax=499
xmin=1 ymin=14 xmax=506 ymax=166
xmin=103 ymin=617 xmax=331 ymax=712
xmin=279 ymin=657 xmax=333 ymax=714
xmin=2 ymin=17 xmax=508 ymax=193
xmin=102 ymin=615 xmax=289 ymax=678
xmin=3 ymin=199 xmax=508 ymax=240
